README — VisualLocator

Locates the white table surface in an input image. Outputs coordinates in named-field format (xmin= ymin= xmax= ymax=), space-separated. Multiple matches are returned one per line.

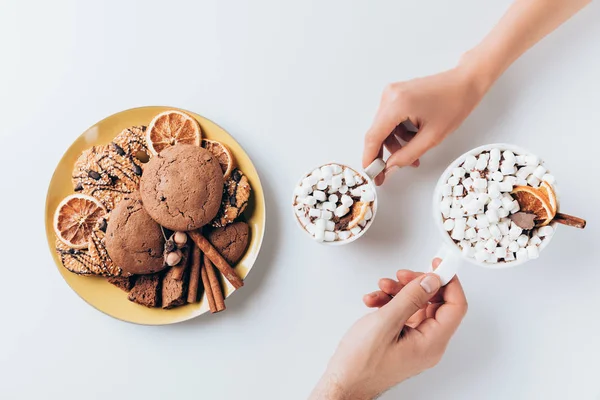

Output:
xmin=1 ymin=1 xmax=599 ymax=399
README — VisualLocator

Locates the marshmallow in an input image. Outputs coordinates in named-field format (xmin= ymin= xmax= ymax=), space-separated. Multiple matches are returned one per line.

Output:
xmin=529 ymin=235 xmax=542 ymax=246
xmin=475 ymin=250 xmax=489 ymax=262
xmin=364 ymin=207 xmax=373 ymax=221
xmin=316 ymin=218 xmax=327 ymax=230
xmin=533 ymin=165 xmax=547 ymax=179
xmin=484 ymin=238 xmax=497 ymax=252
xmin=516 ymin=248 xmax=528 ymax=261
xmin=332 ymin=164 xmax=343 ymax=174
xmin=503 ymin=150 xmax=516 ymax=165
xmin=309 ymin=208 xmax=321 ymax=218
xmin=475 ymin=155 xmax=489 ymax=170
xmin=498 ymin=181 xmax=513 ymax=193
xmin=452 ymin=167 xmax=466 ymax=178
xmin=451 ymin=218 xmax=467 ymax=240
xmin=338 ymin=185 xmax=349 ymax=194
xmin=486 ymin=208 xmax=500 ymax=224
xmin=325 ymin=221 xmax=335 ymax=232
xmin=462 ymin=244 xmax=475 ymax=258
xmin=508 ymin=241 xmax=520 ymax=253
xmin=517 ymin=177 xmax=528 ymax=186
xmin=467 ymin=217 xmax=478 ymax=228
xmin=495 ymin=246 xmax=507 ymax=259
xmin=316 ymin=181 xmax=328 ymax=191
xmin=361 ymin=189 xmax=375 ymax=203
xmin=321 ymin=210 xmax=333 ymax=220
xmin=453 ymin=185 xmax=464 ymax=197
xmin=489 ymin=224 xmax=502 ymax=239
xmin=465 ymin=227 xmax=477 ymax=239
xmin=350 ymin=188 xmax=362 ymax=197
xmin=510 ymin=200 xmax=520 ymax=214
xmin=341 ymin=195 xmax=353 ymax=208
xmin=497 ymin=207 xmax=509 ymax=219
xmin=501 ymin=196 xmax=514 ymax=211
xmin=476 ymin=214 xmax=490 ymax=228
xmin=330 ymin=174 xmax=343 ymax=189
xmin=303 ymin=196 xmax=317 ymax=206
xmin=527 ymin=175 xmax=540 ymax=187
xmin=504 ymin=251 xmax=516 ymax=262
xmin=478 ymin=227 xmax=491 ymax=239
xmin=537 ymin=225 xmax=554 ymax=237
xmin=526 ymin=245 xmax=539 ymax=259
xmin=469 ymin=170 xmax=481 ymax=179
xmin=488 ymin=198 xmax=502 ymax=210
xmin=525 ymin=154 xmax=540 ymax=166
xmin=487 ymin=254 xmax=499 ymax=264
xmin=504 ymin=176 xmax=518 ymax=186
xmin=498 ymin=221 xmax=510 ymax=235
xmin=334 ymin=205 xmax=350 ymax=217
xmin=488 ymin=185 xmax=501 ymax=199
xmin=463 ymin=177 xmax=474 ymax=189
xmin=322 ymin=202 xmax=336 ymax=211
xmin=452 ymin=197 xmax=461 ymax=209
xmin=488 ymin=160 xmax=500 ymax=172
xmin=461 ymin=193 xmax=476 ymax=206
xmin=509 ymin=225 xmax=523 ymax=239
xmin=337 ymin=231 xmax=351 ymax=241
xmin=313 ymin=190 xmax=326 ymax=202
xmin=324 ymin=231 xmax=336 ymax=242
xmin=303 ymin=176 xmax=317 ymax=187
xmin=491 ymin=171 xmax=504 ymax=182
xmin=542 ymin=174 xmax=555 ymax=184
xmin=328 ymin=194 xmax=339 ymax=204
xmin=305 ymin=223 xmax=316 ymax=235
xmin=350 ymin=226 xmax=362 ymax=235
xmin=344 ymin=169 xmax=356 ymax=187
xmin=478 ymin=193 xmax=491 ymax=204
xmin=463 ymin=155 xmax=477 ymax=170
xmin=490 ymin=148 xmax=501 ymax=161
xmin=500 ymin=162 xmax=516 ymax=175
xmin=464 ymin=199 xmax=483 ymax=215
xmin=474 ymin=241 xmax=486 ymax=252
xmin=517 ymin=235 xmax=529 ymax=247
xmin=441 ymin=184 xmax=452 ymax=197
xmin=320 ymin=165 xmax=333 ymax=178
xmin=440 ymin=202 xmax=451 ymax=218
xmin=448 ymin=176 xmax=460 ymax=187
xmin=515 ymin=155 xmax=526 ymax=165
xmin=473 ymin=178 xmax=487 ymax=190
xmin=500 ymin=235 xmax=511 ymax=248
xmin=516 ymin=166 xmax=535 ymax=179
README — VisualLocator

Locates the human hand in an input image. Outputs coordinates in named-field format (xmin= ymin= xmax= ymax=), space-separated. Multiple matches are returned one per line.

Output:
xmin=310 ymin=259 xmax=467 ymax=400
xmin=363 ymin=66 xmax=489 ymax=185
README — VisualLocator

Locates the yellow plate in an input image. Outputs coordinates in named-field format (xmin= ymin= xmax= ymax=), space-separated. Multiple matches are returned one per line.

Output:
xmin=45 ymin=106 xmax=266 ymax=325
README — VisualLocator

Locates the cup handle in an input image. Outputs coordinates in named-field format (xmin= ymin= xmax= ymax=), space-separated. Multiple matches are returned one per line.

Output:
xmin=430 ymin=245 xmax=462 ymax=286
xmin=364 ymin=158 xmax=386 ymax=180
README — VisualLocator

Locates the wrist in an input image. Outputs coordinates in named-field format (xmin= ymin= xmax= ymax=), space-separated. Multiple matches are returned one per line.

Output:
xmin=310 ymin=373 xmax=378 ymax=400
xmin=457 ymin=47 xmax=502 ymax=97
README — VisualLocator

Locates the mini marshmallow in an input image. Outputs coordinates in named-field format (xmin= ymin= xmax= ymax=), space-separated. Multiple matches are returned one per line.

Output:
xmin=332 ymin=164 xmax=343 ymax=174
xmin=526 ymin=245 xmax=539 ymax=259
xmin=509 ymin=225 xmax=523 ymax=239
xmin=453 ymin=185 xmax=464 ymax=197
xmin=452 ymin=167 xmax=466 ymax=178
xmin=475 ymin=241 xmax=486 ymax=252
xmin=341 ymin=195 xmax=353 ymax=208
xmin=463 ymin=155 xmax=477 ymax=170
xmin=475 ymin=155 xmax=489 ymax=170
xmin=364 ymin=207 xmax=373 ymax=221
xmin=320 ymin=165 xmax=333 ymax=178
xmin=328 ymin=194 xmax=339 ymax=203
xmin=361 ymin=189 xmax=375 ymax=203
xmin=498 ymin=181 xmax=513 ymax=193
xmin=495 ymin=246 xmax=507 ymax=259
xmin=316 ymin=218 xmax=327 ymax=230
xmin=478 ymin=193 xmax=491 ymax=204
xmin=350 ymin=188 xmax=362 ymax=197
xmin=486 ymin=208 xmax=499 ymax=224
xmin=508 ymin=241 xmax=520 ymax=253
xmin=503 ymin=150 xmax=516 ymax=164
xmin=303 ymin=176 xmax=317 ymax=187
xmin=527 ymin=175 xmax=541 ymax=187
xmin=451 ymin=218 xmax=467 ymax=241
xmin=441 ymin=184 xmax=452 ymax=197
xmin=490 ymin=148 xmax=501 ymax=161
xmin=525 ymin=154 xmax=540 ymax=166
xmin=487 ymin=255 xmax=499 ymax=264
xmin=469 ymin=170 xmax=481 ymax=179
xmin=515 ymin=155 xmax=526 ymax=165
xmin=498 ymin=221 xmax=510 ymax=235
xmin=313 ymin=190 xmax=326 ymax=202
xmin=462 ymin=245 xmax=475 ymax=258
xmin=510 ymin=200 xmax=520 ymax=214
xmin=464 ymin=200 xmax=483 ymax=215
xmin=326 ymin=220 xmax=335 ymax=231
xmin=467 ymin=217 xmax=478 ymax=228
xmin=475 ymin=250 xmax=489 ymax=262
xmin=533 ymin=165 xmax=547 ymax=179
xmin=516 ymin=248 xmax=528 ymax=261
xmin=331 ymin=174 xmax=343 ymax=189
xmin=304 ymin=196 xmax=317 ymax=206
xmin=489 ymin=224 xmax=502 ymax=239
xmin=338 ymin=185 xmax=349 ymax=194
xmin=334 ymin=205 xmax=350 ymax=217
xmin=488 ymin=160 xmax=500 ymax=172
xmin=500 ymin=162 xmax=516 ymax=175
xmin=473 ymin=178 xmax=487 ymax=189
xmin=321 ymin=210 xmax=333 ymax=220
xmin=337 ymin=231 xmax=351 ymax=241
xmin=501 ymin=196 xmax=514 ymax=211
xmin=517 ymin=177 xmax=528 ymax=186
xmin=448 ymin=176 xmax=460 ymax=187
xmin=485 ymin=238 xmax=497 ymax=252
xmin=491 ymin=171 xmax=504 ymax=182
xmin=462 ymin=177 xmax=474 ymax=189
xmin=488 ymin=186 xmax=501 ymax=199
xmin=314 ymin=229 xmax=325 ymax=242
xmin=305 ymin=223 xmax=316 ymax=235
xmin=359 ymin=219 xmax=367 ymax=228
xmin=316 ymin=181 xmax=328 ymax=190
xmin=440 ymin=203 xmax=451 ymax=218
xmin=465 ymin=227 xmax=477 ymax=239
xmin=537 ymin=225 xmax=554 ymax=237
xmin=505 ymin=251 xmax=516 ymax=262
xmin=498 ymin=207 xmax=509 ymax=218
xmin=500 ymin=235 xmax=511 ymax=248
xmin=517 ymin=235 xmax=529 ymax=247
xmin=476 ymin=214 xmax=490 ymax=228
xmin=461 ymin=193 xmax=476 ymax=206
xmin=344 ymin=169 xmax=356 ymax=187
xmin=322 ymin=202 xmax=336 ymax=211
xmin=504 ymin=176 xmax=518 ymax=186
xmin=324 ymin=231 xmax=336 ymax=242
xmin=529 ymin=236 xmax=542 ymax=246
xmin=542 ymin=174 xmax=555 ymax=184
xmin=311 ymin=168 xmax=322 ymax=179
xmin=308 ymin=208 xmax=321 ymax=218
xmin=452 ymin=197 xmax=461 ymax=209
xmin=443 ymin=219 xmax=455 ymax=231
xmin=516 ymin=166 xmax=535 ymax=179
xmin=488 ymin=198 xmax=502 ymax=210
xmin=478 ymin=227 xmax=491 ymax=239
xmin=350 ymin=226 xmax=362 ymax=235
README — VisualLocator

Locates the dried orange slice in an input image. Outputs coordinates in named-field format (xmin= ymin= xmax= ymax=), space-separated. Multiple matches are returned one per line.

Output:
xmin=54 ymin=194 xmax=107 ymax=249
xmin=511 ymin=186 xmax=554 ymax=227
xmin=146 ymin=110 xmax=201 ymax=155
xmin=539 ymin=181 xmax=558 ymax=215
xmin=347 ymin=202 xmax=370 ymax=230
xmin=202 ymin=139 xmax=234 ymax=179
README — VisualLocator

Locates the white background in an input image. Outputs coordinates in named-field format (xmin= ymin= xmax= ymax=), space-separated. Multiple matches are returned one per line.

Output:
xmin=1 ymin=1 xmax=599 ymax=399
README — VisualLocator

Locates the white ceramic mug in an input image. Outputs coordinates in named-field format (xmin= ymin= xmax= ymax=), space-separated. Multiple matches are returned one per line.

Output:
xmin=293 ymin=159 xmax=386 ymax=246
xmin=431 ymin=143 xmax=558 ymax=285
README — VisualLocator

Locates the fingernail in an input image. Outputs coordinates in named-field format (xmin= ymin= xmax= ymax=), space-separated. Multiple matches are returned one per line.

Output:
xmin=366 ymin=292 xmax=377 ymax=298
xmin=385 ymin=166 xmax=399 ymax=177
xmin=420 ymin=275 xmax=441 ymax=294
xmin=411 ymin=159 xmax=420 ymax=168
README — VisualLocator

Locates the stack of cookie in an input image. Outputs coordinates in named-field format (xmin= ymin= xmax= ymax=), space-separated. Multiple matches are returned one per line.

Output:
xmin=53 ymin=110 xmax=253 ymax=313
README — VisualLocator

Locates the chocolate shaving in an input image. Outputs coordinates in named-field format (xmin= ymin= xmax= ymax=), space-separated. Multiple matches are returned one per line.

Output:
xmin=509 ymin=212 xmax=536 ymax=230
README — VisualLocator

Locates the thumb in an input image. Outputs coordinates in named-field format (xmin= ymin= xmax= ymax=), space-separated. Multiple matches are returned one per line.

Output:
xmin=379 ymin=273 xmax=441 ymax=328
xmin=385 ymin=124 xmax=440 ymax=168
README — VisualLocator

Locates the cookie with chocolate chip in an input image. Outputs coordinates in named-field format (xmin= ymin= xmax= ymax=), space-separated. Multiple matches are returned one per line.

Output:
xmin=55 ymin=239 xmax=93 ymax=275
xmin=211 ymin=168 xmax=251 ymax=228
xmin=207 ymin=221 xmax=249 ymax=265
xmin=112 ymin=126 xmax=150 ymax=162
xmin=87 ymin=215 xmax=127 ymax=277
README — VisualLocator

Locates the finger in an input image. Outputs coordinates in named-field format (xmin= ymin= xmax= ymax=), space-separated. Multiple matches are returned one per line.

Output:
xmin=363 ymin=290 xmax=393 ymax=308
xmin=396 ymin=270 xmax=423 ymax=285
xmin=417 ymin=275 xmax=468 ymax=340
xmin=386 ymin=124 xmax=441 ymax=168
xmin=379 ymin=273 xmax=442 ymax=328
xmin=378 ymin=278 xmax=404 ymax=297
xmin=406 ymin=308 xmax=428 ymax=328
xmin=363 ymin=107 xmax=404 ymax=170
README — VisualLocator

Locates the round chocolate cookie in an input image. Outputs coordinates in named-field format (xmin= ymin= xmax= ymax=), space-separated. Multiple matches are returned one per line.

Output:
xmin=211 ymin=168 xmax=251 ymax=228
xmin=105 ymin=195 xmax=166 ymax=275
xmin=140 ymin=144 xmax=224 ymax=231
xmin=207 ymin=221 xmax=249 ymax=265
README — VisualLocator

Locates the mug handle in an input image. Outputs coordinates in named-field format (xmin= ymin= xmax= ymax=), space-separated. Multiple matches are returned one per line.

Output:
xmin=430 ymin=244 xmax=462 ymax=285
xmin=364 ymin=158 xmax=386 ymax=180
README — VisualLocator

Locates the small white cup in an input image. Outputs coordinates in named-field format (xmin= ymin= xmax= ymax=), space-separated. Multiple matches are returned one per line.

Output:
xmin=432 ymin=143 xmax=558 ymax=285
xmin=293 ymin=159 xmax=385 ymax=246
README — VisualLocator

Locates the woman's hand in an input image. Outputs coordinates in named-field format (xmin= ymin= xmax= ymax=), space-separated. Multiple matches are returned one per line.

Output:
xmin=310 ymin=259 xmax=468 ymax=400
xmin=363 ymin=66 xmax=489 ymax=185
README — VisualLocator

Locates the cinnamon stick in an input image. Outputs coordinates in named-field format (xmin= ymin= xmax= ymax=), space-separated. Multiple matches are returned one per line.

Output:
xmin=187 ymin=243 xmax=202 ymax=303
xmin=554 ymin=213 xmax=586 ymax=229
xmin=171 ymin=245 xmax=190 ymax=281
xmin=200 ymin=259 xmax=217 ymax=313
xmin=205 ymin=258 xmax=226 ymax=312
xmin=188 ymin=230 xmax=244 ymax=289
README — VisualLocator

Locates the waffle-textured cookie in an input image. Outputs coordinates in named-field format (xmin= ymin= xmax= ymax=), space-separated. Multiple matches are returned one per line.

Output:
xmin=87 ymin=215 xmax=126 ymax=277
xmin=211 ymin=168 xmax=251 ymax=228
xmin=55 ymin=239 xmax=93 ymax=275
xmin=112 ymin=126 xmax=149 ymax=161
